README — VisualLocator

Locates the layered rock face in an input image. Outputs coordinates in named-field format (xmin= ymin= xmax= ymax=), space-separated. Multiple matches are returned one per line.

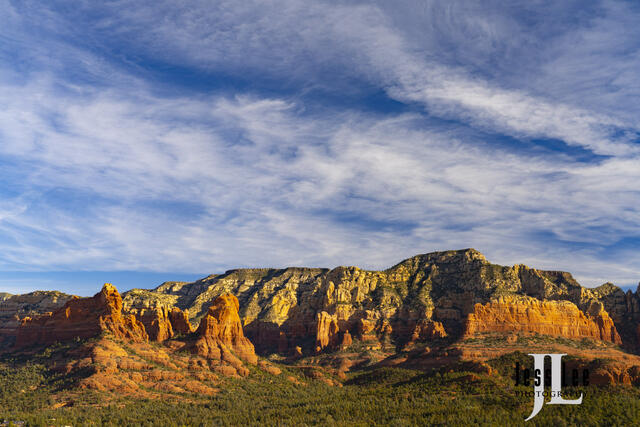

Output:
xmin=7 ymin=249 xmax=637 ymax=356
xmin=0 ymin=291 xmax=73 ymax=347
xmin=5 ymin=285 xmax=261 ymax=382
xmin=464 ymin=296 xmax=622 ymax=344
xmin=13 ymin=284 xmax=148 ymax=349
xmin=169 ymin=307 xmax=195 ymax=335
xmin=315 ymin=311 xmax=340 ymax=352
xmin=192 ymin=294 xmax=257 ymax=365
xmin=122 ymin=288 xmax=194 ymax=341
xmin=136 ymin=308 xmax=174 ymax=341
xmin=0 ymin=290 xmax=73 ymax=320
xmin=590 ymin=282 xmax=640 ymax=350
xmin=124 ymin=306 xmax=194 ymax=342
xmin=120 ymin=249 xmax=635 ymax=355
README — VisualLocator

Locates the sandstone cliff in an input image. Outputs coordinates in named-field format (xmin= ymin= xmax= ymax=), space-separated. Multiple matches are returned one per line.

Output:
xmin=464 ymin=296 xmax=622 ymax=344
xmin=192 ymin=293 xmax=258 ymax=367
xmin=119 ymin=249 xmax=636 ymax=355
xmin=7 ymin=249 xmax=639 ymax=357
xmin=122 ymin=288 xmax=194 ymax=341
xmin=169 ymin=307 xmax=195 ymax=335
xmin=0 ymin=290 xmax=73 ymax=347
xmin=13 ymin=284 xmax=148 ymax=349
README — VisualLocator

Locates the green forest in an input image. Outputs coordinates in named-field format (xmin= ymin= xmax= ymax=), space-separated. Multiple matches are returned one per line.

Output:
xmin=1 ymin=356 xmax=639 ymax=426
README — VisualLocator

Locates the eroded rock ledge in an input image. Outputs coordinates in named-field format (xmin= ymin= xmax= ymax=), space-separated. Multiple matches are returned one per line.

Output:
xmin=464 ymin=296 xmax=622 ymax=344
xmin=15 ymin=283 xmax=148 ymax=348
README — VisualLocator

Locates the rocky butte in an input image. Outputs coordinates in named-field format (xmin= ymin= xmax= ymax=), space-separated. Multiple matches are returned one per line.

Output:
xmin=14 ymin=283 xmax=148 ymax=348
xmin=192 ymin=293 xmax=258 ymax=370
xmin=2 ymin=249 xmax=640 ymax=386
xmin=116 ymin=249 xmax=639 ymax=356
xmin=0 ymin=290 xmax=73 ymax=346
xmin=1 ymin=284 xmax=262 ymax=386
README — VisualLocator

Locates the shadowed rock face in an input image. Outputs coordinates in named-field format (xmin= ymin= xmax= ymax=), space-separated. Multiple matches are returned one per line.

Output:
xmin=141 ymin=308 xmax=174 ymax=341
xmin=169 ymin=307 xmax=194 ymax=335
xmin=125 ymin=306 xmax=191 ymax=342
xmin=13 ymin=284 xmax=149 ymax=349
xmin=590 ymin=282 xmax=640 ymax=347
xmin=122 ymin=290 xmax=193 ymax=341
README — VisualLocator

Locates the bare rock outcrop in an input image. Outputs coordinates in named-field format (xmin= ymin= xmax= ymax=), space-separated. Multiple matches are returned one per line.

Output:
xmin=135 ymin=307 xmax=174 ymax=342
xmin=464 ymin=296 xmax=622 ymax=344
xmin=7 ymin=249 xmax=638 ymax=358
xmin=169 ymin=307 xmax=194 ymax=335
xmin=339 ymin=330 xmax=353 ymax=350
xmin=122 ymin=291 xmax=194 ymax=341
xmin=144 ymin=249 xmax=618 ymax=355
xmin=192 ymin=294 xmax=257 ymax=365
xmin=0 ymin=291 xmax=74 ymax=346
xmin=315 ymin=311 xmax=340 ymax=352
xmin=14 ymin=283 xmax=148 ymax=349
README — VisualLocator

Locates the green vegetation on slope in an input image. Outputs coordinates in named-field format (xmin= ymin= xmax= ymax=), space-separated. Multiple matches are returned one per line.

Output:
xmin=1 ymin=359 xmax=639 ymax=426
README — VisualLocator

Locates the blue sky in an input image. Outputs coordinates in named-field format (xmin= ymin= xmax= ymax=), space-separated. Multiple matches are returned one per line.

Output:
xmin=1 ymin=0 xmax=639 ymax=296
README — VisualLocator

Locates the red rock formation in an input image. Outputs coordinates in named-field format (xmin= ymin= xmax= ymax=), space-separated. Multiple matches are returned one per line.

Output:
xmin=15 ymin=284 xmax=148 ymax=348
xmin=315 ymin=311 xmax=340 ymax=352
xmin=0 ymin=291 xmax=73 ymax=346
xmin=244 ymin=321 xmax=287 ymax=354
xmin=126 ymin=306 xmax=193 ymax=341
xmin=136 ymin=307 xmax=174 ymax=341
xmin=292 ymin=346 xmax=303 ymax=359
xmin=193 ymin=294 xmax=257 ymax=365
xmin=339 ymin=330 xmax=353 ymax=350
xmin=357 ymin=316 xmax=378 ymax=341
xmin=585 ymin=301 xmax=622 ymax=343
xmin=464 ymin=296 xmax=622 ymax=344
xmin=411 ymin=320 xmax=447 ymax=341
xmin=169 ymin=307 xmax=194 ymax=335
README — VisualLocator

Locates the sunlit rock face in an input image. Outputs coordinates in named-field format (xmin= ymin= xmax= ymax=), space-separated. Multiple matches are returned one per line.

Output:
xmin=192 ymin=293 xmax=258 ymax=368
xmin=116 ymin=249 xmax=637 ymax=355
xmin=5 ymin=249 xmax=640 ymax=356
xmin=0 ymin=291 xmax=74 ymax=347
xmin=169 ymin=307 xmax=194 ymax=335
xmin=13 ymin=284 xmax=148 ymax=349
xmin=464 ymin=295 xmax=622 ymax=344
xmin=120 ymin=287 xmax=195 ymax=341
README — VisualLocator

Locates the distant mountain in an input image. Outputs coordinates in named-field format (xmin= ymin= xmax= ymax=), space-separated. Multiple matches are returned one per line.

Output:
xmin=119 ymin=248 xmax=640 ymax=355
xmin=4 ymin=249 xmax=640 ymax=356
xmin=2 ymin=249 xmax=640 ymax=395
xmin=0 ymin=290 xmax=74 ymax=344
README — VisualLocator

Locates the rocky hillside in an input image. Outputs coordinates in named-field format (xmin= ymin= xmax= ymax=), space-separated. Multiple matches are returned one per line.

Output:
xmin=0 ymin=290 xmax=74 ymax=347
xmin=2 ymin=249 xmax=640 ymax=390
xmin=118 ymin=249 xmax=640 ymax=355
xmin=14 ymin=284 xmax=149 ymax=348
xmin=2 ymin=249 xmax=639 ymax=360
xmin=0 ymin=283 xmax=280 ymax=393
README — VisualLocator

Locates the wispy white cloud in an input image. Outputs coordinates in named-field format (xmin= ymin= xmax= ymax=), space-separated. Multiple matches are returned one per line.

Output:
xmin=0 ymin=0 xmax=639 ymax=291
xmin=52 ymin=0 xmax=639 ymax=155
xmin=0 ymin=77 xmax=639 ymax=286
